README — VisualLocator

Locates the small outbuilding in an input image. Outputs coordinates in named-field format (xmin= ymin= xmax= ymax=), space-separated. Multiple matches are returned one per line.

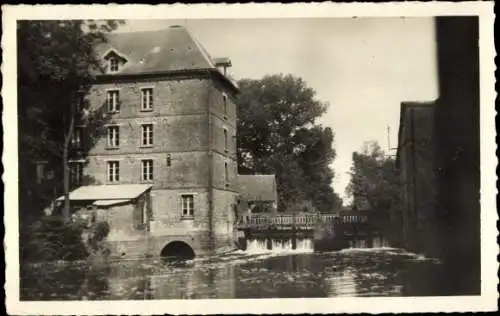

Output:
xmin=236 ymin=174 xmax=278 ymax=222
xmin=54 ymin=184 xmax=153 ymax=258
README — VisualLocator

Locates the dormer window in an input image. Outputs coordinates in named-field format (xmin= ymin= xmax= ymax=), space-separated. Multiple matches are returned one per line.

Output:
xmin=103 ymin=49 xmax=128 ymax=74
xmin=109 ymin=57 xmax=120 ymax=72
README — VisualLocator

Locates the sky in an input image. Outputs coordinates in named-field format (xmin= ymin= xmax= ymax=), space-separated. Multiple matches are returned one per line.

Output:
xmin=116 ymin=18 xmax=439 ymax=202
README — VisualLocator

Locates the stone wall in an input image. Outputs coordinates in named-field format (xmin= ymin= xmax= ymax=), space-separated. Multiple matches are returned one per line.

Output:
xmin=212 ymin=152 xmax=238 ymax=190
xmin=208 ymin=76 xmax=238 ymax=253
xmin=398 ymin=105 xmax=436 ymax=254
xmin=207 ymin=81 xmax=238 ymax=253
xmin=210 ymin=115 xmax=237 ymax=158
xmin=212 ymin=188 xmax=239 ymax=251
xmin=86 ymin=115 xmax=209 ymax=156
xmin=85 ymin=151 xmax=209 ymax=188
xmin=81 ymin=69 xmax=239 ymax=258
xmin=84 ymin=77 xmax=212 ymax=187
xmin=149 ymin=188 xmax=210 ymax=234
xmin=86 ymin=77 xmax=211 ymax=119
xmin=95 ymin=201 xmax=149 ymax=259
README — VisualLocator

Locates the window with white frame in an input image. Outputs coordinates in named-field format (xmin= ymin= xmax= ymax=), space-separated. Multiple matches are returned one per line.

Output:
xmin=141 ymin=124 xmax=153 ymax=146
xmin=107 ymin=161 xmax=120 ymax=182
xmin=141 ymin=88 xmax=154 ymax=111
xmin=106 ymin=90 xmax=120 ymax=112
xmin=107 ymin=126 xmax=120 ymax=148
xmin=181 ymin=194 xmax=194 ymax=217
xmin=141 ymin=159 xmax=153 ymax=181
xmin=109 ymin=57 xmax=120 ymax=72
xmin=70 ymin=162 xmax=83 ymax=185
xmin=71 ymin=127 xmax=82 ymax=148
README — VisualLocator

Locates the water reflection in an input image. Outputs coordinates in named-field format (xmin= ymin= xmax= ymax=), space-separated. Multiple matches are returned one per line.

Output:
xmin=324 ymin=268 xmax=357 ymax=297
xmin=21 ymin=246 xmax=449 ymax=300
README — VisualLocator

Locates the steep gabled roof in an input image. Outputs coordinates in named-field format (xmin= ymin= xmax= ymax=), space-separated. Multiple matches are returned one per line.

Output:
xmin=237 ymin=174 xmax=278 ymax=202
xmin=96 ymin=25 xmax=215 ymax=75
xmin=94 ymin=25 xmax=239 ymax=92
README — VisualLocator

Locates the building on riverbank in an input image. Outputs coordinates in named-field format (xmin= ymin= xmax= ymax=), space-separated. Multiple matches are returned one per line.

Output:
xmin=396 ymin=101 xmax=436 ymax=254
xmin=395 ymin=16 xmax=480 ymax=294
xmin=236 ymin=174 xmax=278 ymax=217
xmin=57 ymin=25 xmax=277 ymax=259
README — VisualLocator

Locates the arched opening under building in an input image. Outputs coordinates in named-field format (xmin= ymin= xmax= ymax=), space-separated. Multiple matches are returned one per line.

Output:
xmin=160 ymin=241 xmax=195 ymax=263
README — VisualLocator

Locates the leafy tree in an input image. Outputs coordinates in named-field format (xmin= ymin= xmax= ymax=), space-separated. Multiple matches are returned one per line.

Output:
xmin=346 ymin=141 xmax=400 ymax=214
xmin=236 ymin=74 xmax=342 ymax=213
xmin=18 ymin=20 xmax=123 ymax=224
xmin=346 ymin=141 xmax=401 ymax=243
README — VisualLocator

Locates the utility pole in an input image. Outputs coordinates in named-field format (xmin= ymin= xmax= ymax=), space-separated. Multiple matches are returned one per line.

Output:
xmin=386 ymin=126 xmax=391 ymax=152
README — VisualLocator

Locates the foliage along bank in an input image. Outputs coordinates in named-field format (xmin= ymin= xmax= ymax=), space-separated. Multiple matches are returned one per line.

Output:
xmin=236 ymin=74 xmax=343 ymax=214
xmin=18 ymin=20 xmax=124 ymax=262
xmin=346 ymin=141 xmax=402 ymax=247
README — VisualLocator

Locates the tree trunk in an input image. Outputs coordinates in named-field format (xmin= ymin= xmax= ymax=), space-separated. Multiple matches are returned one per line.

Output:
xmin=62 ymin=103 xmax=76 ymax=222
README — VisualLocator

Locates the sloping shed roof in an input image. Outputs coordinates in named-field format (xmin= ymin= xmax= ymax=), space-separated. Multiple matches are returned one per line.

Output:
xmin=96 ymin=25 xmax=214 ymax=75
xmin=93 ymin=199 xmax=130 ymax=206
xmin=237 ymin=175 xmax=278 ymax=202
xmin=56 ymin=184 xmax=152 ymax=201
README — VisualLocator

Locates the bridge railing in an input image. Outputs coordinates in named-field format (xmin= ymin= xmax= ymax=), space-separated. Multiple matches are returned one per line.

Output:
xmin=239 ymin=212 xmax=370 ymax=228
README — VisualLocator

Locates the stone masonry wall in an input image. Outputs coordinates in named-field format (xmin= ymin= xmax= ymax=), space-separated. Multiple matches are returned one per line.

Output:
xmin=86 ymin=77 xmax=211 ymax=120
xmin=208 ymin=78 xmax=239 ymax=253
xmin=212 ymin=188 xmax=239 ymax=251
xmin=95 ymin=202 xmax=148 ymax=259
xmin=149 ymin=188 xmax=209 ymax=234
xmin=84 ymin=77 xmax=211 ymax=188
xmin=83 ymin=74 xmax=239 ymax=257
xmin=85 ymin=151 xmax=209 ymax=188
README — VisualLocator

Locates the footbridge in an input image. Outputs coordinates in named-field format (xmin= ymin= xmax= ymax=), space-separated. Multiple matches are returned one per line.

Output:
xmin=236 ymin=212 xmax=385 ymax=251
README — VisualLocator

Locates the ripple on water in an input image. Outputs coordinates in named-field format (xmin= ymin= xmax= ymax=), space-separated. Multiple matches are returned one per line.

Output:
xmin=21 ymin=247 xmax=449 ymax=300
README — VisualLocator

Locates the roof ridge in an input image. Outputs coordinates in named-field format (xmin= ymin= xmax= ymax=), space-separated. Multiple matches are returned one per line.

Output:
xmin=95 ymin=25 xmax=239 ymax=91
xmin=188 ymin=30 xmax=217 ymax=69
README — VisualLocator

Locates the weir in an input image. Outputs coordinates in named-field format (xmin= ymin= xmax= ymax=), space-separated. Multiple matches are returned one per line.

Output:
xmin=241 ymin=236 xmax=391 ymax=253
xmin=245 ymin=238 xmax=314 ymax=253
xmin=237 ymin=212 xmax=389 ymax=252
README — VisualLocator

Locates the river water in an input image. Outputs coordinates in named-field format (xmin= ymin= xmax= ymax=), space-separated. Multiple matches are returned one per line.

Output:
xmin=21 ymin=239 xmax=450 ymax=300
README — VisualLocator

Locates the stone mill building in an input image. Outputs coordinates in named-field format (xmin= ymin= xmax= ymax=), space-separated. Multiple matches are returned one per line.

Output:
xmin=56 ymin=25 xmax=277 ymax=259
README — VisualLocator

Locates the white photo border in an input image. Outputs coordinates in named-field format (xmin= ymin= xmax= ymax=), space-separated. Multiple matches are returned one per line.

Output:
xmin=2 ymin=2 xmax=497 ymax=314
